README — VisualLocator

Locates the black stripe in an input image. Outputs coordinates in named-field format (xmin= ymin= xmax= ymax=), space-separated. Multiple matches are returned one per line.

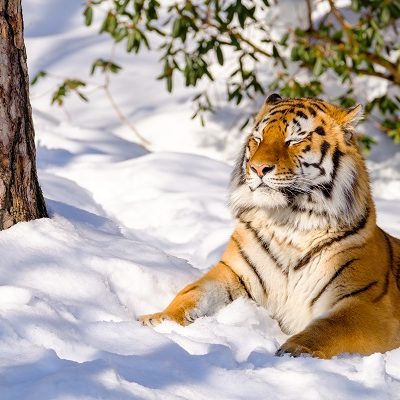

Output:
xmin=333 ymin=280 xmax=378 ymax=306
xmin=220 ymin=260 xmax=253 ymax=300
xmin=310 ymin=258 xmax=358 ymax=307
xmin=291 ymin=203 xmax=328 ymax=219
xmin=300 ymin=140 xmax=330 ymax=176
xmin=292 ymin=119 xmax=301 ymax=130
xmin=326 ymin=244 xmax=364 ymax=263
xmin=239 ymin=218 xmax=288 ymax=275
xmin=320 ymin=141 xmax=330 ymax=160
xmin=310 ymin=102 xmax=326 ymax=113
xmin=231 ymin=236 xmax=268 ymax=294
xmin=227 ymin=287 xmax=234 ymax=302
xmin=236 ymin=274 xmax=253 ymax=300
xmin=267 ymin=102 xmax=290 ymax=117
xmin=245 ymin=145 xmax=250 ymax=161
xmin=396 ymin=261 xmax=400 ymax=292
xmin=235 ymin=206 xmax=255 ymax=220
xmin=307 ymin=106 xmax=317 ymax=117
xmin=268 ymin=99 xmax=325 ymax=119
xmin=296 ymin=110 xmax=308 ymax=119
xmin=276 ymin=100 xmax=306 ymax=109
xmin=268 ymin=107 xmax=289 ymax=116
xmin=342 ymin=170 xmax=356 ymax=212
xmin=318 ymin=146 xmax=343 ymax=198
xmin=301 ymin=161 xmax=325 ymax=176
xmin=294 ymin=207 xmax=369 ymax=271
xmin=309 ymin=98 xmax=329 ymax=108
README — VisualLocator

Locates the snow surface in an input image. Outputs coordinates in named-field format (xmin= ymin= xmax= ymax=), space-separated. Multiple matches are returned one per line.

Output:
xmin=0 ymin=0 xmax=399 ymax=399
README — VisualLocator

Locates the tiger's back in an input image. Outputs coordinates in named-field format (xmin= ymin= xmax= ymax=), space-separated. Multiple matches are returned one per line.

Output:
xmin=139 ymin=94 xmax=400 ymax=358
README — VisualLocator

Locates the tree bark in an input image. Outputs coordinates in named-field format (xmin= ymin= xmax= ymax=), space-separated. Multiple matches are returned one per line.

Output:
xmin=0 ymin=0 xmax=48 ymax=229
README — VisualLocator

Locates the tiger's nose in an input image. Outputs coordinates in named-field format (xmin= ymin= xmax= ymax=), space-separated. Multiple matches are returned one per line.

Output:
xmin=250 ymin=163 xmax=275 ymax=177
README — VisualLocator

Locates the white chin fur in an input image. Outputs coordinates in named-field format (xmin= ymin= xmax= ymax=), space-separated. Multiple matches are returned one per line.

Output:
xmin=229 ymin=184 xmax=288 ymax=213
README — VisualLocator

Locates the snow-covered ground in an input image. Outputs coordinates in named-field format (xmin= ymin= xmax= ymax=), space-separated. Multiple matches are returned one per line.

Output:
xmin=0 ymin=1 xmax=399 ymax=399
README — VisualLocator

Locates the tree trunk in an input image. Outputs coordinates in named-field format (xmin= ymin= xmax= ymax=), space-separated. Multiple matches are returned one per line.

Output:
xmin=0 ymin=0 xmax=48 ymax=229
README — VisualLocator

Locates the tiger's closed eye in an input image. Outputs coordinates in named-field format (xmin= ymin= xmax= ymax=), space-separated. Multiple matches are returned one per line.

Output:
xmin=285 ymin=138 xmax=304 ymax=146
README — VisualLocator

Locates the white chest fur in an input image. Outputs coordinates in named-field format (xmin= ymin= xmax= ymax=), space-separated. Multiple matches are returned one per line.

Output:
xmin=237 ymin=215 xmax=335 ymax=334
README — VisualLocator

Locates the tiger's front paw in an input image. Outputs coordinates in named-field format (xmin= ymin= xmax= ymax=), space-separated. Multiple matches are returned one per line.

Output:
xmin=276 ymin=338 xmax=326 ymax=359
xmin=137 ymin=312 xmax=171 ymax=327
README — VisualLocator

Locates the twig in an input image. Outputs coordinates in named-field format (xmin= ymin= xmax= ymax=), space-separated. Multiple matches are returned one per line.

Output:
xmin=327 ymin=0 xmax=352 ymax=33
xmin=305 ymin=0 xmax=313 ymax=31
xmin=103 ymin=83 xmax=150 ymax=147
xmin=103 ymin=45 xmax=150 ymax=148
xmin=232 ymin=30 xmax=272 ymax=58
xmin=201 ymin=19 xmax=272 ymax=58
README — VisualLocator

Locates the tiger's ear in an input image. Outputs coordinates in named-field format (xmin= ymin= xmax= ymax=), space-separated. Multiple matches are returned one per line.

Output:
xmin=264 ymin=93 xmax=282 ymax=105
xmin=256 ymin=93 xmax=282 ymax=121
xmin=342 ymin=104 xmax=364 ymax=127
xmin=337 ymin=104 xmax=363 ymax=143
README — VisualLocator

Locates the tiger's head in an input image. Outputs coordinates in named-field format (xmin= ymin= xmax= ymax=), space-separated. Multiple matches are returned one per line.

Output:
xmin=230 ymin=94 xmax=372 ymax=229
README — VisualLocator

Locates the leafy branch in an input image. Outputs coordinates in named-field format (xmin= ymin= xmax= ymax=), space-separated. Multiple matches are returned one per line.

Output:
xmin=35 ymin=0 xmax=400 ymax=147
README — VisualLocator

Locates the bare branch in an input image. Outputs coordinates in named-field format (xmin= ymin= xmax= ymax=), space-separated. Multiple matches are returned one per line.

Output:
xmin=305 ymin=0 xmax=314 ymax=31
xmin=327 ymin=0 xmax=352 ymax=35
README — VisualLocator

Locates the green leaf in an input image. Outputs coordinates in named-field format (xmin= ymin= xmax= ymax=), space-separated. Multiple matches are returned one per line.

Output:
xmin=279 ymin=32 xmax=289 ymax=46
xmin=83 ymin=6 xmax=93 ymax=26
xmin=90 ymin=59 xmax=122 ymax=75
xmin=332 ymin=30 xmax=343 ymax=41
xmin=31 ymin=70 xmax=47 ymax=85
xmin=381 ymin=6 xmax=391 ymax=25
xmin=358 ymin=135 xmax=377 ymax=153
xmin=313 ymin=57 xmax=323 ymax=76
xmin=100 ymin=12 xmax=117 ymax=34
xmin=166 ymin=75 xmax=173 ymax=92
xmin=66 ymin=79 xmax=86 ymax=90
xmin=126 ymin=31 xmax=136 ymax=52
xmin=351 ymin=0 xmax=360 ymax=12
xmin=172 ymin=18 xmax=181 ymax=38
xmin=216 ymin=45 xmax=224 ymax=65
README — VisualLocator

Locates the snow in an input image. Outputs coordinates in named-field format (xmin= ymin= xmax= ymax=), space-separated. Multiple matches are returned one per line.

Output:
xmin=0 ymin=0 xmax=399 ymax=398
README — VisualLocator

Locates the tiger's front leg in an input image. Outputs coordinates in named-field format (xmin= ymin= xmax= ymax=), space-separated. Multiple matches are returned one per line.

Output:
xmin=138 ymin=259 xmax=248 ymax=326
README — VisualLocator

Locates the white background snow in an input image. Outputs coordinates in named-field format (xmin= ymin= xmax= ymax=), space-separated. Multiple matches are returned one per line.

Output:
xmin=1 ymin=0 xmax=400 ymax=398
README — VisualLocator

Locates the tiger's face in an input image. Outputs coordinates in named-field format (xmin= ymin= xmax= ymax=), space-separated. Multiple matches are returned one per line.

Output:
xmin=230 ymin=94 xmax=367 ymax=224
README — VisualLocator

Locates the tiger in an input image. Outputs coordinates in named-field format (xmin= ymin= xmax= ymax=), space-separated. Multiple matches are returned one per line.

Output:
xmin=138 ymin=94 xmax=400 ymax=359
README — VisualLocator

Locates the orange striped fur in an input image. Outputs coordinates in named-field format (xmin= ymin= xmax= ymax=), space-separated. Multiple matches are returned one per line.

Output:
xmin=139 ymin=95 xmax=400 ymax=358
